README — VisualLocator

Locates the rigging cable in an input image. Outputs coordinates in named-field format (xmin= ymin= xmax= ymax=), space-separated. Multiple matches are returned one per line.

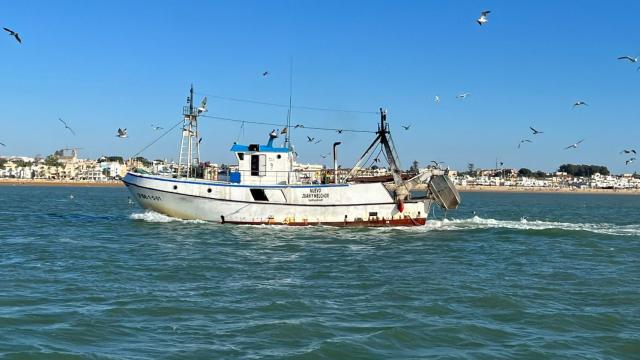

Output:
xmin=194 ymin=92 xmax=378 ymax=115
xmin=235 ymin=121 xmax=245 ymax=143
xmin=199 ymin=114 xmax=376 ymax=134
xmin=130 ymin=117 xmax=184 ymax=159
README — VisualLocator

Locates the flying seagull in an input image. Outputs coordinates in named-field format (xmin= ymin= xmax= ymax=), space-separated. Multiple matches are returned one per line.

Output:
xmin=518 ymin=139 xmax=532 ymax=149
xmin=626 ymin=157 xmax=636 ymax=165
xmin=294 ymin=124 xmax=304 ymax=128
xmin=280 ymin=127 xmax=288 ymax=134
xmin=116 ymin=128 xmax=128 ymax=138
xmin=477 ymin=11 xmax=491 ymax=25
xmin=456 ymin=93 xmax=470 ymax=99
xmin=431 ymin=160 xmax=445 ymax=168
xmin=307 ymin=136 xmax=315 ymax=143
xmin=434 ymin=95 xmax=440 ymax=104
xmin=58 ymin=118 xmax=76 ymax=136
xmin=314 ymin=139 xmax=322 ymax=144
xmin=0 ymin=142 xmax=5 ymax=147
xmin=151 ymin=124 xmax=163 ymax=131
xmin=572 ymin=101 xmax=588 ymax=108
xmin=620 ymin=149 xmax=636 ymax=155
xmin=336 ymin=129 xmax=343 ymax=134
xmin=401 ymin=125 xmax=411 ymax=130
xmin=564 ymin=139 xmax=585 ymax=150
xmin=3 ymin=27 xmax=21 ymax=44
xmin=618 ymin=56 xmax=638 ymax=63
xmin=262 ymin=71 xmax=270 ymax=77
xmin=530 ymin=126 xmax=544 ymax=135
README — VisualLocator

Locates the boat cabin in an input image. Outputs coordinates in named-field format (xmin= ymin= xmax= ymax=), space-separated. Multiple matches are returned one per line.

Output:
xmin=229 ymin=131 xmax=295 ymax=185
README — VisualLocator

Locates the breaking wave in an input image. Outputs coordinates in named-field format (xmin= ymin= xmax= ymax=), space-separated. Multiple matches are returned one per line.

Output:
xmin=129 ymin=211 xmax=207 ymax=224
xmin=425 ymin=216 xmax=640 ymax=236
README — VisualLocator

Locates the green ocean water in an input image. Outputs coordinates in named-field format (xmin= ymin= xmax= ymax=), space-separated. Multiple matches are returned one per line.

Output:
xmin=0 ymin=186 xmax=639 ymax=359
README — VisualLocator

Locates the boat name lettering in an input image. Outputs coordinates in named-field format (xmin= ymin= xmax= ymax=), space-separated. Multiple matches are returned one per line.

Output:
xmin=137 ymin=193 xmax=162 ymax=201
xmin=302 ymin=188 xmax=329 ymax=201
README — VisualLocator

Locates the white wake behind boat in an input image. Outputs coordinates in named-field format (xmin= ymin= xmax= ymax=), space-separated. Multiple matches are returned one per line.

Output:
xmin=124 ymin=87 xmax=460 ymax=226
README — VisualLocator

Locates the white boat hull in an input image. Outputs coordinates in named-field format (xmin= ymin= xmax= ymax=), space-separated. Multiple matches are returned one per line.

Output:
xmin=123 ymin=172 xmax=431 ymax=226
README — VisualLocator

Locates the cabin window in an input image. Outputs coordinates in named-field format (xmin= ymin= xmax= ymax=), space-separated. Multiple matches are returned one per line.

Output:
xmin=237 ymin=153 xmax=244 ymax=161
xmin=250 ymin=188 xmax=269 ymax=201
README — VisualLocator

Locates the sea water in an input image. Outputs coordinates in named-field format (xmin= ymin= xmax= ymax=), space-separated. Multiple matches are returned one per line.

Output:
xmin=0 ymin=186 xmax=638 ymax=359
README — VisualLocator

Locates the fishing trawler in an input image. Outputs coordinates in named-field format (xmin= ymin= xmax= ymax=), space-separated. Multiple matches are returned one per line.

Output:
xmin=123 ymin=87 xmax=459 ymax=226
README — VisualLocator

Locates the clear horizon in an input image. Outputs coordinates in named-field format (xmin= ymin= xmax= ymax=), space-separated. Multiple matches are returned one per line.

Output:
xmin=2 ymin=1 xmax=639 ymax=174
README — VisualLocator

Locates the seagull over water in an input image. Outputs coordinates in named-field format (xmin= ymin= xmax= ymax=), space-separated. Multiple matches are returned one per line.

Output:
xmin=58 ymin=118 xmax=76 ymax=135
xmin=456 ymin=93 xmax=470 ymax=99
xmin=618 ymin=56 xmax=638 ymax=63
xmin=572 ymin=101 xmax=588 ymax=108
xmin=151 ymin=124 xmax=163 ymax=131
xmin=3 ymin=27 xmax=21 ymax=44
xmin=620 ymin=149 xmax=636 ymax=155
xmin=518 ymin=139 xmax=532 ymax=149
xmin=401 ymin=125 xmax=411 ymax=130
xmin=262 ymin=71 xmax=270 ymax=77
xmin=477 ymin=10 xmax=491 ymax=25
xmin=626 ymin=157 xmax=636 ymax=165
xmin=564 ymin=139 xmax=585 ymax=150
xmin=116 ymin=128 xmax=128 ymax=138
xmin=529 ymin=126 xmax=544 ymax=135
xmin=0 ymin=142 xmax=6 ymax=147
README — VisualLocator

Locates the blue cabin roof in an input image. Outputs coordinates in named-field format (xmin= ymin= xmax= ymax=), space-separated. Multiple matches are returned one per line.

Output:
xmin=230 ymin=143 xmax=289 ymax=153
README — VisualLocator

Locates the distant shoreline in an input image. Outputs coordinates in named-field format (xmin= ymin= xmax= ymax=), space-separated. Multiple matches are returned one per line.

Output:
xmin=1 ymin=180 xmax=639 ymax=194
xmin=458 ymin=185 xmax=640 ymax=195
xmin=0 ymin=179 xmax=124 ymax=187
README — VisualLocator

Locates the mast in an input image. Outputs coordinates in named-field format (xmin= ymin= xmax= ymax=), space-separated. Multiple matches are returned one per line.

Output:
xmin=345 ymin=108 xmax=404 ymax=187
xmin=377 ymin=108 xmax=404 ymax=187
xmin=178 ymin=84 xmax=201 ymax=178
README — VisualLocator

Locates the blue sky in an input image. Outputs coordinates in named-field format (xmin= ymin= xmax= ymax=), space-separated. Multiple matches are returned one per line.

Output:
xmin=1 ymin=0 xmax=639 ymax=173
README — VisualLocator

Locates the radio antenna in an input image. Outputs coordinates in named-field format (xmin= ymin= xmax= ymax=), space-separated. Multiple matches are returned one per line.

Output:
xmin=285 ymin=57 xmax=293 ymax=148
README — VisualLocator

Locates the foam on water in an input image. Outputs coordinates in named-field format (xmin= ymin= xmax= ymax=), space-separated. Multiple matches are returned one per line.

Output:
xmin=130 ymin=210 xmax=638 ymax=236
xmin=129 ymin=211 xmax=207 ymax=224
xmin=425 ymin=215 xmax=640 ymax=236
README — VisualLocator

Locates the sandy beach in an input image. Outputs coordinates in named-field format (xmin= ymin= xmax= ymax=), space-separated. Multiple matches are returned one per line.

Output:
xmin=1 ymin=179 xmax=639 ymax=194
xmin=0 ymin=179 xmax=124 ymax=187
